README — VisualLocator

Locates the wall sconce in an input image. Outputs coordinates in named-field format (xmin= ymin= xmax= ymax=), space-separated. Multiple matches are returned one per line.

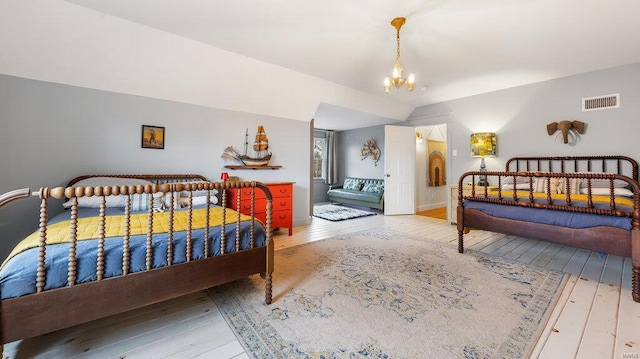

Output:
xmin=415 ymin=131 xmax=423 ymax=143
xmin=470 ymin=132 xmax=497 ymax=186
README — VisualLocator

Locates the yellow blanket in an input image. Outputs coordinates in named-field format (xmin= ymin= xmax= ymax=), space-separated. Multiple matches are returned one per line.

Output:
xmin=486 ymin=190 xmax=635 ymax=207
xmin=3 ymin=207 xmax=255 ymax=268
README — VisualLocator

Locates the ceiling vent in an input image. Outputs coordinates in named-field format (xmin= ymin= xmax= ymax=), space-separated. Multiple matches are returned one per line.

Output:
xmin=582 ymin=93 xmax=619 ymax=111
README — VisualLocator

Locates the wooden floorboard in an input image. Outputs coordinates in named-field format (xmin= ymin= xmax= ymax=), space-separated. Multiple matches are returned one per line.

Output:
xmin=529 ymin=273 xmax=578 ymax=358
xmin=538 ymin=251 xmax=605 ymax=358
xmin=502 ymin=238 xmax=540 ymax=261
xmin=4 ymin=213 xmax=639 ymax=358
xmin=531 ymin=243 xmax=564 ymax=268
xmin=469 ymin=231 xmax=509 ymax=251
xmin=416 ymin=207 xmax=447 ymax=220
xmin=614 ymin=258 xmax=640 ymax=359
xmin=491 ymin=235 xmax=528 ymax=257
xmin=478 ymin=234 xmax=517 ymax=254
xmin=517 ymin=240 xmax=553 ymax=265
xmin=562 ymin=248 xmax=593 ymax=276
xmin=545 ymin=246 xmax=578 ymax=272
xmin=577 ymin=255 xmax=623 ymax=359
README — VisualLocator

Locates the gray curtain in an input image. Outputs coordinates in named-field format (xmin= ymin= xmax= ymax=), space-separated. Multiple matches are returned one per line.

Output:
xmin=326 ymin=131 xmax=338 ymax=185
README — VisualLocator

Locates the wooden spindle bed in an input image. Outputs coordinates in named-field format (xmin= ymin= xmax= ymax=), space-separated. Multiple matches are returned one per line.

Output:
xmin=457 ymin=156 xmax=640 ymax=302
xmin=0 ymin=174 xmax=274 ymax=351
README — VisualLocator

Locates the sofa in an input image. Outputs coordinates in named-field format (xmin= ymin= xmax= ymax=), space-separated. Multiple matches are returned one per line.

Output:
xmin=327 ymin=177 xmax=384 ymax=210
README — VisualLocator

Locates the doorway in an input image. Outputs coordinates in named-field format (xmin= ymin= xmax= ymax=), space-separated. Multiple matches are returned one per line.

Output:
xmin=310 ymin=122 xmax=449 ymax=219
xmin=414 ymin=124 xmax=448 ymax=219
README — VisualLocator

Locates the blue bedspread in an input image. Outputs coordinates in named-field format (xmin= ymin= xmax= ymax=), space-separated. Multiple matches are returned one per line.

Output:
xmin=0 ymin=206 xmax=266 ymax=299
xmin=463 ymin=200 xmax=632 ymax=231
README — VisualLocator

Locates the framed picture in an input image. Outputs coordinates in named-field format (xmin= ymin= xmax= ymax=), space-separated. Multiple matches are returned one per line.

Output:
xmin=141 ymin=125 xmax=165 ymax=149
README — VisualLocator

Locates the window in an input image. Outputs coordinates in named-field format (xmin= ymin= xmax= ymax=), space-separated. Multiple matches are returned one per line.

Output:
xmin=313 ymin=138 xmax=326 ymax=180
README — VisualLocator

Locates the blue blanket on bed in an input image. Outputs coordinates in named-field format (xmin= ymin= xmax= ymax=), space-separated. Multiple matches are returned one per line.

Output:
xmin=0 ymin=206 xmax=266 ymax=299
xmin=463 ymin=200 xmax=632 ymax=231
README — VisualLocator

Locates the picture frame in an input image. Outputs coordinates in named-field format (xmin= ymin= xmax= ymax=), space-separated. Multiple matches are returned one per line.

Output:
xmin=141 ymin=125 xmax=165 ymax=149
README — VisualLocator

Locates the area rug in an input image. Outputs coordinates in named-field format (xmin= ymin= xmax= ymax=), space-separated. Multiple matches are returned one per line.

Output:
xmin=313 ymin=205 xmax=376 ymax=221
xmin=209 ymin=229 xmax=566 ymax=358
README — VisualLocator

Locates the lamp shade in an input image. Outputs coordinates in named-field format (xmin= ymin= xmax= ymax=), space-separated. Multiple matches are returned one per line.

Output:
xmin=470 ymin=132 xmax=497 ymax=157
xmin=220 ymin=172 xmax=229 ymax=181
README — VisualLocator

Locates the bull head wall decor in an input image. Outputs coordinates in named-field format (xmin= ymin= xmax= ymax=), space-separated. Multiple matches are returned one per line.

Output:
xmin=546 ymin=120 xmax=586 ymax=144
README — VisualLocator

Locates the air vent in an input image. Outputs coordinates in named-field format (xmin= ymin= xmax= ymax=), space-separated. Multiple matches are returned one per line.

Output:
xmin=582 ymin=93 xmax=619 ymax=111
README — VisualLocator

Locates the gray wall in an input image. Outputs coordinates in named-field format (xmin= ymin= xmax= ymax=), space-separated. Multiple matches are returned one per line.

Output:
xmin=408 ymin=62 xmax=640 ymax=184
xmin=0 ymin=74 xmax=311 ymax=259
xmin=337 ymin=125 xmax=386 ymax=183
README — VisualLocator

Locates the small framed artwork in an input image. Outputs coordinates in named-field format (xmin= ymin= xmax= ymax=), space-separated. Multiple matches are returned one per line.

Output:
xmin=141 ymin=125 xmax=165 ymax=149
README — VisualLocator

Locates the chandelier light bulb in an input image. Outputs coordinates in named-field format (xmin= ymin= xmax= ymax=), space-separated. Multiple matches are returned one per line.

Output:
xmin=393 ymin=66 xmax=400 ymax=79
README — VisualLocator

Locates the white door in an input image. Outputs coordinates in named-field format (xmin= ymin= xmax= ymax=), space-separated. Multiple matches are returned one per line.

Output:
xmin=384 ymin=125 xmax=416 ymax=215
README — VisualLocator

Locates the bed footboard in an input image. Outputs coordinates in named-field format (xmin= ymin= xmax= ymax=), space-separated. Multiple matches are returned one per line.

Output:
xmin=0 ymin=177 xmax=275 ymax=344
xmin=0 ymin=188 xmax=31 ymax=208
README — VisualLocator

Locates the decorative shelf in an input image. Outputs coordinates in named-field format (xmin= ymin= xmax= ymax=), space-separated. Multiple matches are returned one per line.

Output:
xmin=225 ymin=165 xmax=282 ymax=170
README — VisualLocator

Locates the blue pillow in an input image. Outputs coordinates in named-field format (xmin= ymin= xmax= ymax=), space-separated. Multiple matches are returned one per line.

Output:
xmin=362 ymin=183 xmax=384 ymax=194
xmin=343 ymin=178 xmax=364 ymax=191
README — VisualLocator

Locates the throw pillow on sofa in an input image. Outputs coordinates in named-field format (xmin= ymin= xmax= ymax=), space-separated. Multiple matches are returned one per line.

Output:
xmin=343 ymin=178 xmax=364 ymax=191
xmin=362 ymin=183 xmax=384 ymax=193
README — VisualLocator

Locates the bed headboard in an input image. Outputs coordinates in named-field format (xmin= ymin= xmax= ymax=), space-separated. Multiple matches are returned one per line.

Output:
xmin=65 ymin=174 xmax=219 ymax=206
xmin=67 ymin=174 xmax=209 ymax=187
xmin=505 ymin=156 xmax=639 ymax=181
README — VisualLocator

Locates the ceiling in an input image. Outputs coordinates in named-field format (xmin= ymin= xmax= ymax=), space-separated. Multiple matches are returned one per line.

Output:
xmin=65 ymin=0 xmax=640 ymax=130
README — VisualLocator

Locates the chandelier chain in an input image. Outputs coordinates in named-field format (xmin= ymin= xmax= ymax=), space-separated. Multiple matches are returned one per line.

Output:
xmin=396 ymin=31 xmax=401 ymax=63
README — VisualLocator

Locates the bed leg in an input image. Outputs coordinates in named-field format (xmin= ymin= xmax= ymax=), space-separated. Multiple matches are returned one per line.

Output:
xmin=633 ymin=266 xmax=639 ymax=303
xmin=265 ymin=272 xmax=273 ymax=305
xmin=458 ymin=230 xmax=464 ymax=253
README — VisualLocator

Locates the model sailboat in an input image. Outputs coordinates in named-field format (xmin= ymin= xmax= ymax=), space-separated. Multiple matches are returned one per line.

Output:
xmin=222 ymin=126 xmax=272 ymax=166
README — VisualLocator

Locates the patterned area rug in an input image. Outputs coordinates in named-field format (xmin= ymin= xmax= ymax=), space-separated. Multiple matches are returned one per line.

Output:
xmin=313 ymin=205 xmax=377 ymax=221
xmin=209 ymin=229 xmax=566 ymax=358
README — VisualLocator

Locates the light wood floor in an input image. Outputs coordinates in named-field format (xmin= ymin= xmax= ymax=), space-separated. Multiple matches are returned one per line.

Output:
xmin=5 ymin=213 xmax=640 ymax=358
xmin=416 ymin=206 xmax=447 ymax=220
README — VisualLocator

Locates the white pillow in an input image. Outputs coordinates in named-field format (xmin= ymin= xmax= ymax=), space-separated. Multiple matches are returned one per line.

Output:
xmin=501 ymin=183 xmax=530 ymax=190
xmin=179 ymin=194 xmax=219 ymax=207
xmin=63 ymin=177 xmax=155 ymax=208
xmin=503 ymin=176 xmax=530 ymax=184
xmin=575 ymin=173 xmax=629 ymax=188
xmin=580 ymin=187 xmax=634 ymax=197
xmin=176 ymin=182 xmax=218 ymax=207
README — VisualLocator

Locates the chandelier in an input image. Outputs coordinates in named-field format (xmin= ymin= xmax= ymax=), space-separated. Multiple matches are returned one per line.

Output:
xmin=384 ymin=17 xmax=415 ymax=93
